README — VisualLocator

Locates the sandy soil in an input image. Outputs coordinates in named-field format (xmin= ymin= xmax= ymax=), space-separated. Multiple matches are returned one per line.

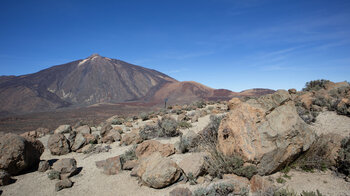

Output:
xmin=0 ymin=111 xmax=217 ymax=196
xmin=271 ymin=170 xmax=350 ymax=196
xmin=311 ymin=111 xmax=350 ymax=137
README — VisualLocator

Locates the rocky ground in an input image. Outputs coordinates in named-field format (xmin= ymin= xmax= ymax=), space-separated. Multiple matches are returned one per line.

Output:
xmin=1 ymin=81 xmax=350 ymax=196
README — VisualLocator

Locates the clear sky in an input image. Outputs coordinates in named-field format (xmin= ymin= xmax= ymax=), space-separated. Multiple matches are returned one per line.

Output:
xmin=0 ymin=0 xmax=349 ymax=91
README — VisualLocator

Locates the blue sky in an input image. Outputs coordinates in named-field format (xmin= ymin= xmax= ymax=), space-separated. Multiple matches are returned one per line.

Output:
xmin=0 ymin=0 xmax=349 ymax=91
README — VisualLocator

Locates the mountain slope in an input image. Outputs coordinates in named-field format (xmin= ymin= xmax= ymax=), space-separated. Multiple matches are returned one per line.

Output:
xmin=0 ymin=54 xmax=176 ymax=114
xmin=0 ymin=54 xmax=274 ymax=116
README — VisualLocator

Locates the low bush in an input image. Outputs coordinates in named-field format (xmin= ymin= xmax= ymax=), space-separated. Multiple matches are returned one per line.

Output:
xmin=139 ymin=112 xmax=149 ymax=121
xmin=157 ymin=117 xmax=181 ymax=137
xmin=120 ymin=145 xmax=137 ymax=165
xmin=177 ymin=121 xmax=192 ymax=129
xmin=301 ymin=190 xmax=324 ymax=196
xmin=139 ymin=125 xmax=159 ymax=140
xmin=337 ymin=136 xmax=350 ymax=176
xmin=232 ymin=165 xmax=258 ymax=179
xmin=193 ymin=182 xmax=245 ymax=196
xmin=199 ymin=115 xmax=224 ymax=144
xmin=294 ymin=137 xmax=331 ymax=172
xmin=302 ymin=79 xmax=330 ymax=91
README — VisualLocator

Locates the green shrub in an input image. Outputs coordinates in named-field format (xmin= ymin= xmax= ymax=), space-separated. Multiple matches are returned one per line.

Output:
xmin=110 ymin=118 xmax=124 ymax=125
xmin=139 ymin=112 xmax=149 ymax=121
xmin=120 ymin=145 xmax=137 ymax=165
xmin=337 ymin=137 xmax=350 ymax=176
xmin=199 ymin=115 xmax=224 ymax=144
xmin=193 ymin=182 xmax=239 ymax=196
xmin=276 ymin=176 xmax=286 ymax=184
xmin=194 ymin=100 xmax=206 ymax=109
xmin=302 ymin=79 xmax=330 ymax=91
xmin=47 ymin=170 xmax=60 ymax=180
xmin=139 ymin=125 xmax=159 ymax=140
xmin=177 ymin=132 xmax=200 ymax=153
xmin=157 ymin=117 xmax=180 ymax=137
xmin=177 ymin=121 xmax=192 ymax=129
xmin=273 ymin=188 xmax=297 ymax=196
xmin=233 ymin=165 xmax=258 ymax=179
xmin=294 ymin=137 xmax=331 ymax=172
xmin=301 ymin=190 xmax=324 ymax=196
xmin=187 ymin=172 xmax=197 ymax=185
xmin=204 ymin=147 xmax=244 ymax=178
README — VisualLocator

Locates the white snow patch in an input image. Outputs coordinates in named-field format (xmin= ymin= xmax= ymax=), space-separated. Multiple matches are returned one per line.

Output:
xmin=78 ymin=59 xmax=89 ymax=66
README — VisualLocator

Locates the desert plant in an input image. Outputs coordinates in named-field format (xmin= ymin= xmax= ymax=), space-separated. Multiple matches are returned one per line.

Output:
xmin=47 ymin=170 xmax=60 ymax=180
xmin=139 ymin=112 xmax=149 ymax=121
xmin=194 ymin=100 xmax=206 ymax=109
xmin=294 ymin=137 xmax=331 ymax=172
xmin=301 ymin=190 xmax=324 ymax=196
xmin=139 ymin=124 xmax=159 ymax=140
xmin=233 ymin=165 xmax=258 ymax=179
xmin=187 ymin=172 xmax=197 ymax=185
xmin=193 ymin=182 xmax=238 ymax=196
xmin=337 ymin=136 xmax=350 ymax=176
xmin=177 ymin=121 xmax=192 ymax=129
xmin=199 ymin=115 xmax=224 ymax=144
xmin=276 ymin=176 xmax=286 ymax=184
xmin=120 ymin=145 xmax=137 ymax=165
xmin=157 ymin=117 xmax=180 ymax=137
xmin=302 ymin=79 xmax=330 ymax=91
xmin=273 ymin=188 xmax=297 ymax=196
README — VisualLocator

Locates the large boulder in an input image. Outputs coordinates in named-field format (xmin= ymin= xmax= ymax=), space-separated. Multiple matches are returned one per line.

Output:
xmin=101 ymin=129 xmax=121 ymax=144
xmin=218 ymin=91 xmax=316 ymax=175
xmin=178 ymin=153 xmax=206 ymax=178
xmin=0 ymin=133 xmax=44 ymax=175
xmin=135 ymin=140 xmax=175 ymax=159
xmin=54 ymin=125 xmax=72 ymax=134
xmin=132 ymin=153 xmax=182 ymax=189
xmin=71 ymin=133 xmax=86 ymax=151
xmin=76 ymin=125 xmax=91 ymax=134
xmin=100 ymin=123 xmax=113 ymax=137
xmin=48 ymin=134 xmax=71 ymax=155
xmin=120 ymin=129 xmax=143 ymax=146
xmin=95 ymin=156 xmax=122 ymax=175
xmin=52 ymin=158 xmax=78 ymax=179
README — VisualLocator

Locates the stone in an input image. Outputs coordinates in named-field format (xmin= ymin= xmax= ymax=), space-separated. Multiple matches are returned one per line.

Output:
xmin=135 ymin=140 xmax=175 ymax=159
xmin=250 ymin=175 xmax=274 ymax=195
xmin=0 ymin=133 xmax=44 ymax=175
xmin=76 ymin=143 xmax=95 ymax=154
xmin=120 ymin=129 xmax=143 ymax=146
xmin=76 ymin=125 xmax=91 ymax=134
xmin=169 ymin=187 xmax=192 ymax=196
xmin=178 ymin=153 xmax=205 ymax=178
xmin=133 ymin=153 xmax=181 ymax=189
xmin=101 ymin=129 xmax=121 ymax=143
xmin=54 ymin=125 xmax=72 ymax=134
xmin=52 ymin=158 xmax=78 ymax=179
xmin=100 ymin=123 xmax=113 ymax=137
xmin=83 ymin=133 xmax=98 ymax=144
xmin=218 ymin=91 xmax=316 ymax=175
xmin=122 ymin=160 xmax=138 ymax=170
xmin=95 ymin=156 xmax=122 ymax=175
xmin=38 ymin=160 xmax=50 ymax=172
xmin=47 ymin=134 xmax=71 ymax=155
xmin=288 ymin=88 xmax=297 ymax=94
xmin=0 ymin=170 xmax=12 ymax=186
xmin=55 ymin=178 xmax=73 ymax=192
xmin=71 ymin=133 xmax=86 ymax=151
xmin=177 ymin=114 xmax=189 ymax=122
xmin=191 ymin=114 xmax=199 ymax=123
xmin=20 ymin=131 xmax=38 ymax=138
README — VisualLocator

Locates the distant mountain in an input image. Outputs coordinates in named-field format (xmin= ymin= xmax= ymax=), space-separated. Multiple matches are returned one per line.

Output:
xmin=0 ymin=54 xmax=274 ymax=115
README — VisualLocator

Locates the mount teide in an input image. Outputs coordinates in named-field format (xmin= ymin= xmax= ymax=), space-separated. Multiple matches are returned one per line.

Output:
xmin=0 ymin=54 xmax=274 ymax=115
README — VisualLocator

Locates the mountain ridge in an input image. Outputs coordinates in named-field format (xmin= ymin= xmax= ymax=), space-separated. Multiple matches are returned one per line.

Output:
xmin=0 ymin=54 xmax=274 ymax=115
